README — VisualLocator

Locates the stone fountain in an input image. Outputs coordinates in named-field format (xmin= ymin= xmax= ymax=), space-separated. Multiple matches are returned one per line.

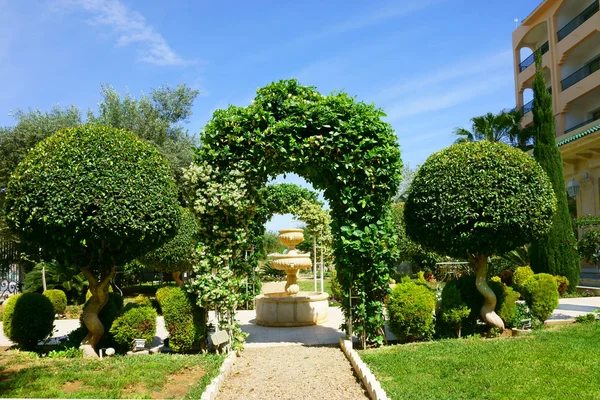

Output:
xmin=255 ymin=229 xmax=329 ymax=327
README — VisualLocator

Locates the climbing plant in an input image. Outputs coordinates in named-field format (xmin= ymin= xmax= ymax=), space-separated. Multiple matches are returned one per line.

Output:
xmin=184 ymin=79 xmax=402 ymax=346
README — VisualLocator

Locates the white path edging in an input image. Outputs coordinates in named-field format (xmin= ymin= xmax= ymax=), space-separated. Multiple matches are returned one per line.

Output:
xmin=339 ymin=338 xmax=390 ymax=400
xmin=200 ymin=351 xmax=237 ymax=400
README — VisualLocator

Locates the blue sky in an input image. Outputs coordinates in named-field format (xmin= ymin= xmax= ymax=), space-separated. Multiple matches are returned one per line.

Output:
xmin=0 ymin=0 xmax=542 ymax=231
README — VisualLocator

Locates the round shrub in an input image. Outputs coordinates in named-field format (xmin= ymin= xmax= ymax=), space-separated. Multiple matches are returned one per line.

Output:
xmin=556 ymin=275 xmax=569 ymax=296
xmin=513 ymin=266 xmax=534 ymax=293
xmin=43 ymin=289 xmax=67 ymax=315
xmin=133 ymin=294 xmax=152 ymax=307
xmin=110 ymin=305 xmax=157 ymax=348
xmin=5 ymin=293 xmax=54 ymax=350
xmin=2 ymin=294 xmax=21 ymax=340
xmin=522 ymin=273 xmax=559 ymax=322
xmin=387 ymin=280 xmax=436 ymax=343
xmin=156 ymin=286 xmax=205 ymax=352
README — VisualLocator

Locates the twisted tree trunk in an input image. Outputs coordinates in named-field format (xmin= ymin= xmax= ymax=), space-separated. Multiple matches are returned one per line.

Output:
xmin=80 ymin=266 xmax=115 ymax=358
xmin=469 ymin=254 xmax=504 ymax=330
xmin=173 ymin=271 xmax=183 ymax=287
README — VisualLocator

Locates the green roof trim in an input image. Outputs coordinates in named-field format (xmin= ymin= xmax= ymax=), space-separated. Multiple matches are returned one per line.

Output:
xmin=557 ymin=123 xmax=600 ymax=147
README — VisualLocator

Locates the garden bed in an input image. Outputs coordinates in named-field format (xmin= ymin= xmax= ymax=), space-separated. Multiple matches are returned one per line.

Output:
xmin=359 ymin=323 xmax=600 ymax=399
xmin=0 ymin=351 xmax=224 ymax=398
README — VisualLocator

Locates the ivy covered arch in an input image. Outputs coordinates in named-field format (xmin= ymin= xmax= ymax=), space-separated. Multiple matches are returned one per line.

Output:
xmin=184 ymin=79 xmax=402 ymax=343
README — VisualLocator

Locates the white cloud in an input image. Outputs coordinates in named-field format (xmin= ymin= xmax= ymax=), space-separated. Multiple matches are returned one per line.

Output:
xmin=55 ymin=0 xmax=191 ymax=66
xmin=384 ymin=74 xmax=510 ymax=122
xmin=373 ymin=50 xmax=513 ymax=104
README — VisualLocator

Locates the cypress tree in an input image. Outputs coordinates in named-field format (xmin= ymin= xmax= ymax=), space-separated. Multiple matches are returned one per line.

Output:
xmin=529 ymin=51 xmax=580 ymax=290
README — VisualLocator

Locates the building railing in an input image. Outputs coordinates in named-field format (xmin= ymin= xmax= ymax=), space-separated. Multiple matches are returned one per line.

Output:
xmin=557 ymin=1 xmax=599 ymax=42
xmin=520 ymin=88 xmax=551 ymax=115
xmin=561 ymin=54 xmax=600 ymax=90
xmin=565 ymin=114 xmax=600 ymax=134
xmin=519 ymin=41 xmax=549 ymax=72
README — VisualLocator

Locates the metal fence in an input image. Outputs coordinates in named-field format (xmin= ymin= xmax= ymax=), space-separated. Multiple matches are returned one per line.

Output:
xmin=0 ymin=239 xmax=23 ymax=301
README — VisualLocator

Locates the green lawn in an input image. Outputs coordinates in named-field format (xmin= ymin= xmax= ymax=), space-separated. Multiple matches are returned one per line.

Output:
xmin=297 ymin=278 xmax=333 ymax=299
xmin=360 ymin=323 xmax=600 ymax=400
xmin=0 ymin=351 xmax=224 ymax=399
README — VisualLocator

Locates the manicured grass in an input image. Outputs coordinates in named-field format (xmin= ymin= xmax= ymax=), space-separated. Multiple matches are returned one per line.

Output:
xmin=297 ymin=278 xmax=333 ymax=299
xmin=0 ymin=351 xmax=224 ymax=399
xmin=360 ymin=323 xmax=600 ymax=400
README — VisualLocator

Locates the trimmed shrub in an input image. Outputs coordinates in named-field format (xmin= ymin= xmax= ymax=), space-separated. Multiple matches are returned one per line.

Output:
xmin=522 ymin=273 xmax=559 ymax=322
xmin=4 ymin=293 xmax=54 ymax=350
xmin=156 ymin=286 xmax=206 ymax=352
xmin=387 ymin=281 xmax=436 ymax=343
xmin=440 ymin=284 xmax=471 ymax=338
xmin=133 ymin=294 xmax=152 ymax=308
xmin=556 ymin=275 xmax=569 ymax=296
xmin=110 ymin=305 xmax=157 ymax=348
xmin=330 ymin=268 xmax=343 ymax=301
xmin=443 ymin=275 xmax=518 ymax=326
xmin=43 ymin=289 xmax=67 ymax=315
xmin=2 ymin=294 xmax=21 ymax=339
xmin=513 ymin=266 xmax=534 ymax=293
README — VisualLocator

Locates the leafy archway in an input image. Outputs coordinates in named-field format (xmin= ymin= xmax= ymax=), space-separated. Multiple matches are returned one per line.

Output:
xmin=184 ymin=79 xmax=402 ymax=344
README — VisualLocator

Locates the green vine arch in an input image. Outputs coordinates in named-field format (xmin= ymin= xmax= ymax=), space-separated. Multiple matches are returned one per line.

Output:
xmin=184 ymin=79 xmax=402 ymax=344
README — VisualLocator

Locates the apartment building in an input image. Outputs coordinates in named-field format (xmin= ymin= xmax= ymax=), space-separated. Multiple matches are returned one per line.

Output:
xmin=512 ymin=0 xmax=600 ymax=218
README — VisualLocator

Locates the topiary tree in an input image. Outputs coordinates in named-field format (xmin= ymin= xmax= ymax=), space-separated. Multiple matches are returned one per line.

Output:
xmin=4 ymin=125 xmax=179 ymax=356
xmin=405 ymin=141 xmax=556 ymax=329
xmin=141 ymin=207 xmax=198 ymax=286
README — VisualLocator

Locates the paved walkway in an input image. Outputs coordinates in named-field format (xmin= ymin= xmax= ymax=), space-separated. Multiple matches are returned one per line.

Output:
xmin=1 ymin=297 xmax=599 ymax=347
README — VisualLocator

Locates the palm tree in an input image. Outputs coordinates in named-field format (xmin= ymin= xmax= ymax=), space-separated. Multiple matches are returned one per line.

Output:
xmin=454 ymin=109 xmax=533 ymax=150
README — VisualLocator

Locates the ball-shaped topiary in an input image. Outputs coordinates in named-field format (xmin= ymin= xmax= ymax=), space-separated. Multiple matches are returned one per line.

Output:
xmin=43 ymin=289 xmax=67 ymax=315
xmin=4 ymin=293 xmax=54 ymax=350
xmin=4 ymin=125 xmax=180 ymax=356
xmin=2 ymin=294 xmax=21 ymax=340
xmin=405 ymin=141 xmax=556 ymax=329
xmin=522 ymin=273 xmax=559 ymax=322
xmin=141 ymin=207 xmax=198 ymax=286
xmin=387 ymin=280 xmax=436 ymax=343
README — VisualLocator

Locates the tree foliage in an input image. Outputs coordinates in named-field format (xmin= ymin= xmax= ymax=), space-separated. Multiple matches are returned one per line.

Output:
xmin=453 ymin=109 xmax=533 ymax=150
xmin=529 ymin=52 xmax=581 ymax=290
xmin=184 ymin=79 xmax=402 ymax=345
xmin=141 ymin=206 xmax=199 ymax=274
xmin=405 ymin=142 xmax=556 ymax=258
xmin=4 ymin=125 xmax=179 ymax=355
xmin=87 ymin=84 xmax=199 ymax=182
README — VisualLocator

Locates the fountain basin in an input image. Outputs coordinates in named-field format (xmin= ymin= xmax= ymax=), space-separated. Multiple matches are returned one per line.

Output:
xmin=255 ymin=291 xmax=329 ymax=327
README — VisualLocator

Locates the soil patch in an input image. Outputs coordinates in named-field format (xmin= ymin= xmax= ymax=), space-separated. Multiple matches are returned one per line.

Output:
xmin=122 ymin=366 xmax=205 ymax=399
xmin=218 ymin=345 xmax=368 ymax=400
xmin=62 ymin=380 xmax=86 ymax=393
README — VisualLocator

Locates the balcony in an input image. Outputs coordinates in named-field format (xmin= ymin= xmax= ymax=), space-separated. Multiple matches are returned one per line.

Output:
xmin=557 ymin=1 xmax=599 ymax=42
xmin=565 ymin=114 xmax=600 ymax=134
xmin=519 ymin=42 xmax=549 ymax=72
xmin=521 ymin=88 xmax=551 ymax=115
xmin=561 ymin=54 xmax=600 ymax=90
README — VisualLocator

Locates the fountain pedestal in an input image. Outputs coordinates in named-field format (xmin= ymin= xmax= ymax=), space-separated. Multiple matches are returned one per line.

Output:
xmin=255 ymin=229 xmax=329 ymax=327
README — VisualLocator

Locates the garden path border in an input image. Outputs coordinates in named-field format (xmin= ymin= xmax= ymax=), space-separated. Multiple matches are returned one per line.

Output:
xmin=200 ymin=351 xmax=236 ymax=400
xmin=339 ymin=338 xmax=389 ymax=400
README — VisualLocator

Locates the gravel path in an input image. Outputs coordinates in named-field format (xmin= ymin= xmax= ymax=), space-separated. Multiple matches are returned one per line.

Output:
xmin=218 ymin=345 xmax=368 ymax=400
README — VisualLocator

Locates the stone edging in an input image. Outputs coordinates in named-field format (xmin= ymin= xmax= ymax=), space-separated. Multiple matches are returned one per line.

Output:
xmin=200 ymin=351 xmax=237 ymax=400
xmin=339 ymin=337 xmax=389 ymax=400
